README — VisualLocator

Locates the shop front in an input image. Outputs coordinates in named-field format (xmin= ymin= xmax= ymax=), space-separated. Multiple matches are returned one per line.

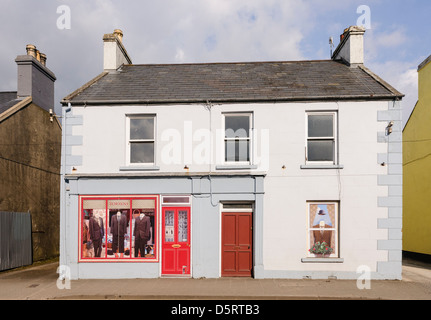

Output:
xmin=60 ymin=175 xmax=264 ymax=280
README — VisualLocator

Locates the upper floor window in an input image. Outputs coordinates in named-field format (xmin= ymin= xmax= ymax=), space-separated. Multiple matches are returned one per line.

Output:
xmin=306 ymin=112 xmax=337 ymax=164
xmin=127 ymin=115 xmax=155 ymax=165
xmin=224 ymin=113 xmax=252 ymax=164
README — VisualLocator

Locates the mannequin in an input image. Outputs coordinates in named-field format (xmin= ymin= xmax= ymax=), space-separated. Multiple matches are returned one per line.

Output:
xmin=111 ymin=211 xmax=127 ymax=258
xmin=312 ymin=210 xmax=332 ymax=247
xmin=134 ymin=211 xmax=151 ymax=258
xmin=89 ymin=211 xmax=104 ymax=258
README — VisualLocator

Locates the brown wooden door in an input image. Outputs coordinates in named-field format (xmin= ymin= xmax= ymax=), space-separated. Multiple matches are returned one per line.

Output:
xmin=221 ymin=211 xmax=253 ymax=277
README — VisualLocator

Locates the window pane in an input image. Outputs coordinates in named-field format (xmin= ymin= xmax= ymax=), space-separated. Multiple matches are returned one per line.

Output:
xmin=162 ymin=197 xmax=190 ymax=204
xmin=225 ymin=139 xmax=249 ymax=162
xmin=83 ymin=208 xmax=106 ymax=259
xmin=130 ymin=142 xmax=154 ymax=164
xmin=130 ymin=118 xmax=154 ymax=140
xmin=178 ymin=211 xmax=188 ymax=242
xmin=308 ymin=115 xmax=333 ymax=138
xmin=223 ymin=203 xmax=253 ymax=209
xmin=308 ymin=140 xmax=334 ymax=162
xmin=132 ymin=205 xmax=155 ymax=259
xmin=225 ymin=115 xmax=250 ymax=138
xmin=164 ymin=211 xmax=174 ymax=243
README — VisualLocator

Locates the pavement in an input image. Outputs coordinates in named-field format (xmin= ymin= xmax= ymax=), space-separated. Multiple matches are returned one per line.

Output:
xmin=1 ymin=258 xmax=431 ymax=301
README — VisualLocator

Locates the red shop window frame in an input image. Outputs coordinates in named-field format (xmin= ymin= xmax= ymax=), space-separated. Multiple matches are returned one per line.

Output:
xmin=78 ymin=195 xmax=159 ymax=263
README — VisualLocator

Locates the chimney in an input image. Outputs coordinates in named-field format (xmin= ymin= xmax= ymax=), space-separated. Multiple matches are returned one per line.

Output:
xmin=15 ymin=44 xmax=56 ymax=111
xmin=103 ymin=29 xmax=132 ymax=71
xmin=332 ymin=26 xmax=366 ymax=67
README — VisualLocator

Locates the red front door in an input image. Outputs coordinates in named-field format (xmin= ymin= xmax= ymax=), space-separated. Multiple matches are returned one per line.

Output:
xmin=162 ymin=207 xmax=191 ymax=276
xmin=222 ymin=211 xmax=253 ymax=277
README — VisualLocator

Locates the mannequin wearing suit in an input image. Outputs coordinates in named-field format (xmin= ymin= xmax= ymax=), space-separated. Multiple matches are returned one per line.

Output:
xmin=111 ymin=211 xmax=128 ymax=258
xmin=134 ymin=213 xmax=151 ymax=257
xmin=312 ymin=210 xmax=332 ymax=247
xmin=89 ymin=212 xmax=104 ymax=258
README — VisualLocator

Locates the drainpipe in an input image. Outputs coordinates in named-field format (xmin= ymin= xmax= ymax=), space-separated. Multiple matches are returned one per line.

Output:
xmin=59 ymin=103 xmax=72 ymax=276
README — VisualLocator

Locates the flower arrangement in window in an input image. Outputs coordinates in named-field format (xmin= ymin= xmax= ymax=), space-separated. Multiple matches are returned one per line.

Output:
xmin=309 ymin=241 xmax=333 ymax=257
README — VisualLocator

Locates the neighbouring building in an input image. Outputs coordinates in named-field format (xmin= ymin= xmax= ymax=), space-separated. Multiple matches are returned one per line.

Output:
xmin=0 ymin=45 xmax=61 ymax=263
xmin=60 ymin=27 xmax=403 ymax=280
xmin=403 ymin=55 xmax=431 ymax=259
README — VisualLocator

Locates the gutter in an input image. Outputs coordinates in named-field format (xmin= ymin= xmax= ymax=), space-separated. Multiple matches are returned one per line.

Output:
xmin=61 ymin=94 xmax=403 ymax=107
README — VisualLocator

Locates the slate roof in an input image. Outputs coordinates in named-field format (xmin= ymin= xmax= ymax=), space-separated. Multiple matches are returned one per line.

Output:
xmin=62 ymin=60 xmax=403 ymax=105
xmin=0 ymin=92 xmax=19 ymax=115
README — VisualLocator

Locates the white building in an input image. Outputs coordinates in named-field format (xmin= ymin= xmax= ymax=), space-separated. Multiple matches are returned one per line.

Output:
xmin=60 ymin=27 xmax=404 ymax=280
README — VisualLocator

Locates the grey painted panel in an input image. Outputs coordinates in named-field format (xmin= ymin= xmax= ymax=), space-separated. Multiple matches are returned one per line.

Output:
xmin=66 ymin=156 xmax=83 ymax=166
xmin=378 ymin=175 xmax=402 ymax=186
xmin=377 ymin=110 xmax=402 ymax=121
xmin=377 ymin=240 xmax=402 ymax=251
xmin=378 ymin=218 xmax=402 ymax=229
xmin=66 ymin=115 xmax=84 ymax=126
xmin=378 ymin=196 xmax=402 ymax=208
xmin=66 ymin=136 xmax=83 ymax=146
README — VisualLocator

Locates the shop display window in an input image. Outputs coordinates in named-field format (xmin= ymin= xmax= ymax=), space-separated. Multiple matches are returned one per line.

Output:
xmin=79 ymin=195 xmax=158 ymax=262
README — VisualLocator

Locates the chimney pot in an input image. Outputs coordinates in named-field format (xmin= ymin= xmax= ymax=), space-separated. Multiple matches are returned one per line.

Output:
xmin=40 ymin=53 xmax=47 ymax=66
xmin=26 ymin=44 xmax=37 ymax=58
xmin=35 ymin=49 xmax=41 ymax=62
xmin=114 ymin=29 xmax=123 ymax=42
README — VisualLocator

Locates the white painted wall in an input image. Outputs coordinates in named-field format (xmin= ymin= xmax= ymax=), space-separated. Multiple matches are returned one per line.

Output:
xmin=68 ymin=100 xmax=391 ymax=276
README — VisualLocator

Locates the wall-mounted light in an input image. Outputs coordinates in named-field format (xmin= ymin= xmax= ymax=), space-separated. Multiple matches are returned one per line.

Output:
xmin=387 ymin=121 xmax=394 ymax=135
xmin=184 ymin=165 xmax=189 ymax=170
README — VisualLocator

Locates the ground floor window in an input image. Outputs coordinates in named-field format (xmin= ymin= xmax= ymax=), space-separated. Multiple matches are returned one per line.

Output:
xmin=307 ymin=202 xmax=339 ymax=258
xmin=79 ymin=195 xmax=159 ymax=262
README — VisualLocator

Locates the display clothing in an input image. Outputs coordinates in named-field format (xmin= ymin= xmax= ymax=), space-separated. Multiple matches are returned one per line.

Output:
xmin=111 ymin=213 xmax=128 ymax=254
xmin=313 ymin=225 xmax=332 ymax=247
xmin=89 ymin=216 xmax=104 ymax=257
xmin=134 ymin=214 xmax=151 ymax=257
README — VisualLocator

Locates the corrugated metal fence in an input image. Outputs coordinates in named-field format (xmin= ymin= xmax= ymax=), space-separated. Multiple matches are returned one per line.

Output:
xmin=0 ymin=212 xmax=32 ymax=271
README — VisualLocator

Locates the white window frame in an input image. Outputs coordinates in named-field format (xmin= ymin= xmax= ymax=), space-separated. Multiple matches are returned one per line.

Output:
xmin=223 ymin=112 xmax=253 ymax=166
xmin=305 ymin=111 xmax=338 ymax=165
xmin=126 ymin=114 xmax=156 ymax=166
xmin=306 ymin=201 xmax=339 ymax=258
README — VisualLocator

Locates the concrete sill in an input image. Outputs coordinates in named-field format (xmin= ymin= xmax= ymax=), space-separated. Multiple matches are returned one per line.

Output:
xmin=119 ymin=166 xmax=160 ymax=172
xmin=300 ymin=165 xmax=344 ymax=170
xmin=301 ymin=258 xmax=344 ymax=263
xmin=215 ymin=165 xmax=258 ymax=170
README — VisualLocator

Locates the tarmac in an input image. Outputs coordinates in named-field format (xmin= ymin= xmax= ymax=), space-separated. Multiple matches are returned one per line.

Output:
xmin=1 ymin=258 xmax=431 ymax=301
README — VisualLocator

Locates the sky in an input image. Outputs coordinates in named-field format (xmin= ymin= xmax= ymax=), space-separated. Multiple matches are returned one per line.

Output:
xmin=0 ymin=0 xmax=430 ymax=126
